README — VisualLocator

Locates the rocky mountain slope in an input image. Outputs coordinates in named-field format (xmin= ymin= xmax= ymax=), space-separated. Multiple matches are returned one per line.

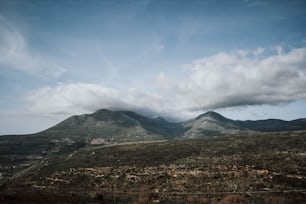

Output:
xmin=42 ymin=109 xmax=182 ymax=144
xmin=41 ymin=109 xmax=306 ymax=141
xmin=182 ymin=111 xmax=251 ymax=138
xmin=1 ymin=109 xmax=306 ymax=157
xmin=1 ymin=109 xmax=306 ymax=203
xmin=0 ymin=109 xmax=183 ymax=157
xmin=182 ymin=111 xmax=306 ymax=138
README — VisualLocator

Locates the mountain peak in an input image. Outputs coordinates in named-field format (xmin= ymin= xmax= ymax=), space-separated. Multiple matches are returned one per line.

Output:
xmin=91 ymin=109 xmax=119 ymax=120
xmin=202 ymin=111 xmax=221 ymax=116
xmin=92 ymin=108 xmax=112 ymax=115
xmin=196 ymin=111 xmax=227 ymax=120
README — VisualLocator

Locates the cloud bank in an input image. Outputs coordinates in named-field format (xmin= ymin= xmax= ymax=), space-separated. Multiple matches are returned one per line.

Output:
xmin=25 ymin=83 xmax=165 ymax=117
xmin=157 ymin=47 xmax=306 ymax=112
xmin=25 ymin=47 xmax=306 ymax=119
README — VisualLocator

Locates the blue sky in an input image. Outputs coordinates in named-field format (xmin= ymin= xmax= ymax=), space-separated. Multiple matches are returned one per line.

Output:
xmin=1 ymin=0 xmax=306 ymax=134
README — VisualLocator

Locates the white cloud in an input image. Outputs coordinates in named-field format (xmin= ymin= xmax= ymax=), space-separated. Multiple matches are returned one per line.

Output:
xmin=25 ymin=83 xmax=165 ymax=117
xmin=0 ymin=18 xmax=66 ymax=78
xmin=24 ymin=47 xmax=306 ymax=121
xmin=274 ymin=46 xmax=283 ymax=55
xmin=252 ymin=47 xmax=265 ymax=57
xmin=157 ymin=47 xmax=306 ymax=112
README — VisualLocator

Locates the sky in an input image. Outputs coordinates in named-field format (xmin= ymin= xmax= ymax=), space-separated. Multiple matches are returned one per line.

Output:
xmin=0 ymin=0 xmax=306 ymax=135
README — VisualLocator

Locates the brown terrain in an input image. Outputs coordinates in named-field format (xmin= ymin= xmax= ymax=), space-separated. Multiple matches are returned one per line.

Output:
xmin=1 ymin=131 xmax=306 ymax=203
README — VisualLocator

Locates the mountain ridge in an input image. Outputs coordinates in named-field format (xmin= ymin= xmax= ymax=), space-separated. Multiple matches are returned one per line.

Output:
xmin=182 ymin=111 xmax=250 ymax=138
xmin=64 ymin=109 xmax=306 ymax=139
xmin=1 ymin=109 xmax=306 ymax=158
xmin=195 ymin=111 xmax=231 ymax=122
xmin=2 ymin=109 xmax=306 ymax=139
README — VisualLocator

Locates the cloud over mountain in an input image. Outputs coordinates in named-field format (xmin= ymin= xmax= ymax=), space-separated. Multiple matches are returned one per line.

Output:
xmin=25 ymin=47 xmax=306 ymax=120
xmin=25 ymin=83 xmax=165 ymax=117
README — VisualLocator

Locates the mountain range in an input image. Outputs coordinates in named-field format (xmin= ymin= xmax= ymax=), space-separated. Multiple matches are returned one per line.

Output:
xmin=1 ymin=109 xmax=306 ymax=156
xmin=35 ymin=109 xmax=306 ymax=141
xmin=182 ymin=111 xmax=306 ymax=138
xmin=4 ymin=109 xmax=306 ymax=140
xmin=1 ymin=109 xmax=306 ymax=204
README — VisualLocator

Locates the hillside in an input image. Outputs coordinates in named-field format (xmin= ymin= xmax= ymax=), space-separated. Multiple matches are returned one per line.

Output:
xmin=0 ymin=109 xmax=182 ymax=157
xmin=1 ymin=110 xmax=306 ymax=203
xmin=182 ymin=111 xmax=251 ymax=137
xmin=43 ymin=109 xmax=182 ymax=143
xmin=183 ymin=111 xmax=306 ymax=138
xmin=1 ymin=132 xmax=306 ymax=203
xmin=1 ymin=109 xmax=306 ymax=158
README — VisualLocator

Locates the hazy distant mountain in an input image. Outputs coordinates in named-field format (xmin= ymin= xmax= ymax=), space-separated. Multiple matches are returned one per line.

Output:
xmin=236 ymin=118 xmax=306 ymax=132
xmin=182 ymin=111 xmax=306 ymax=138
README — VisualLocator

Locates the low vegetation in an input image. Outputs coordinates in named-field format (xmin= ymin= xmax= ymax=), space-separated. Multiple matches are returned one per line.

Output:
xmin=1 ymin=131 xmax=306 ymax=203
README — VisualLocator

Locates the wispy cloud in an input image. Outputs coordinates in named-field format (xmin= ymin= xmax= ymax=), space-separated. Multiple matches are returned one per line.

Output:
xmin=0 ymin=17 xmax=66 ymax=78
